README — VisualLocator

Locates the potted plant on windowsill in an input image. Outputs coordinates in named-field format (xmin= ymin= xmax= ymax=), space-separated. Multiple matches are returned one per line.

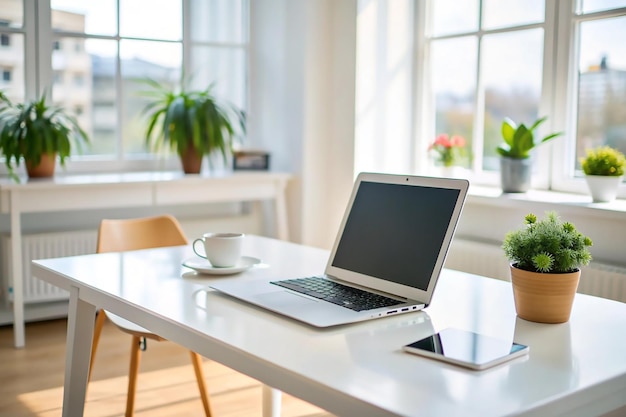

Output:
xmin=428 ymin=133 xmax=468 ymax=177
xmin=0 ymin=91 xmax=89 ymax=182
xmin=502 ymin=211 xmax=593 ymax=323
xmin=496 ymin=116 xmax=562 ymax=193
xmin=141 ymin=79 xmax=246 ymax=174
xmin=580 ymin=146 xmax=625 ymax=203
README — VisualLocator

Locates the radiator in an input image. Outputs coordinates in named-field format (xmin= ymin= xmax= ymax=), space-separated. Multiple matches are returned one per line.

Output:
xmin=446 ymin=238 xmax=626 ymax=303
xmin=1 ymin=230 xmax=97 ymax=303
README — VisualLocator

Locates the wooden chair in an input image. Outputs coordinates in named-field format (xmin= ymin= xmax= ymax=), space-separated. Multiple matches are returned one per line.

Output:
xmin=88 ymin=214 xmax=212 ymax=417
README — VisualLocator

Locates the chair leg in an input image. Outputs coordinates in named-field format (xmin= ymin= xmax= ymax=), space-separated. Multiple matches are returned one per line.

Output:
xmin=88 ymin=310 xmax=107 ymax=382
xmin=190 ymin=351 xmax=213 ymax=417
xmin=126 ymin=335 xmax=142 ymax=417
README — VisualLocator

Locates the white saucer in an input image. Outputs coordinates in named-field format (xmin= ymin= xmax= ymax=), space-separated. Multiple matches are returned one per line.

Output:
xmin=182 ymin=256 xmax=262 ymax=275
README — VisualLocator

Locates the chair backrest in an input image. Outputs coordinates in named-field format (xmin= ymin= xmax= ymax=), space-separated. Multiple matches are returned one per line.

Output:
xmin=96 ymin=214 xmax=188 ymax=254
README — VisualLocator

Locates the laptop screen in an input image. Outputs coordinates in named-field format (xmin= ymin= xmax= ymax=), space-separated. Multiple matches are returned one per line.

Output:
xmin=331 ymin=181 xmax=461 ymax=291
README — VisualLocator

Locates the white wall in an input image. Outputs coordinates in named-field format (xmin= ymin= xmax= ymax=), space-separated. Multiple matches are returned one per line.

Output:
xmin=249 ymin=0 xmax=357 ymax=249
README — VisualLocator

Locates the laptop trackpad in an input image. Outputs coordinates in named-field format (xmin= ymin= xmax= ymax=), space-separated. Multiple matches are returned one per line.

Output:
xmin=255 ymin=290 xmax=317 ymax=308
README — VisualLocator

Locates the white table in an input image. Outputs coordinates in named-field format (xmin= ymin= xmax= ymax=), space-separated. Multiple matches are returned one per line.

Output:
xmin=32 ymin=235 xmax=626 ymax=417
xmin=0 ymin=171 xmax=291 ymax=348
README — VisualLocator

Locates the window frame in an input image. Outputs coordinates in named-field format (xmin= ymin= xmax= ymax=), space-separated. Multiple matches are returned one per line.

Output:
xmin=1 ymin=0 xmax=250 ymax=176
xmin=415 ymin=0 xmax=626 ymax=199
xmin=551 ymin=1 xmax=626 ymax=198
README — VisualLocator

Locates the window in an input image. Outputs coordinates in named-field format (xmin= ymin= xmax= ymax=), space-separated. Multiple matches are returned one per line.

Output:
xmin=72 ymin=73 xmax=84 ymax=87
xmin=0 ymin=0 xmax=249 ymax=173
xmin=413 ymin=0 xmax=626 ymax=196
xmin=427 ymin=0 xmax=545 ymax=173
xmin=49 ymin=0 xmax=248 ymax=168
xmin=571 ymin=8 xmax=626 ymax=177
xmin=0 ymin=3 xmax=25 ymax=103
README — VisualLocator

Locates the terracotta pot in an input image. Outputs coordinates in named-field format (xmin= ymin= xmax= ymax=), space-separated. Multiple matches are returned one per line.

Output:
xmin=26 ymin=153 xmax=56 ymax=178
xmin=180 ymin=147 xmax=203 ymax=174
xmin=510 ymin=264 xmax=580 ymax=324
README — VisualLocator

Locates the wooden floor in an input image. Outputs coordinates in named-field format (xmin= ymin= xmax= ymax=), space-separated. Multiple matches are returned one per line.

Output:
xmin=0 ymin=318 xmax=333 ymax=417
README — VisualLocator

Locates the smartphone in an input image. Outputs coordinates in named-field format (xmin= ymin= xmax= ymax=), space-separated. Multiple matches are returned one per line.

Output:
xmin=403 ymin=327 xmax=529 ymax=370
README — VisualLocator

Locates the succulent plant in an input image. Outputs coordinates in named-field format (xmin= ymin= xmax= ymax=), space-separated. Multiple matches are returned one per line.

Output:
xmin=502 ymin=211 xmax=592 ymax=273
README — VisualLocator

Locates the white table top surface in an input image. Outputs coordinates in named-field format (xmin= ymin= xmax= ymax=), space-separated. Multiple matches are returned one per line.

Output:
xmin=32 ymin=235 xmax=626 ymax=417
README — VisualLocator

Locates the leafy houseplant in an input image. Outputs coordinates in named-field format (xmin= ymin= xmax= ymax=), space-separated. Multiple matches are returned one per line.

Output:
xmin=502 ymin=211 xmax=593 ymax=323
xmin=496 ymin=116 xmax=562 ymax=193
xmin=142 ymin=79 xmax=246 ymax=174
xmin=0 ymin=91 xmax=88 ymax=181
xmin=580 ymin=146 xmax=625 ymax=202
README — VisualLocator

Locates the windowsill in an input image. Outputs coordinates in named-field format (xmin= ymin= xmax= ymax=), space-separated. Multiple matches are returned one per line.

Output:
xmin=467 ymin=184 xmax=626 ymax=219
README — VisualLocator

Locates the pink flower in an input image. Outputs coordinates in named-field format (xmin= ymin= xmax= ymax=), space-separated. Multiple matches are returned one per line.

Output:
xmin=429 ymin=133 xmax=467 ymax=167
xmin=450 ymin=135 xmax=465 ymax=148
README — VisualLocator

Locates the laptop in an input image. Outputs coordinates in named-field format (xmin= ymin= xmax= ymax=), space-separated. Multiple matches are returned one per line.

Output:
xmin=210 ymin=172 xmax=469 ymax=327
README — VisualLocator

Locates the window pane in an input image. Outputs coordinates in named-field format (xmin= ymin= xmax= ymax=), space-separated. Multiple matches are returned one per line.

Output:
xmin=481 ymin=29 xmax=544 ymax=170
xmin=121 ymin=40 xmax=181 ymax=156
xmin=430 ymin=0 xmax=478 ymax=37
xmin=0 ymin=32 xmax=24 ymax=102
xmin=190 ymin=0 xmax=246 ymax=43
xmin=0 ymin=0 xmax=23 ymax=28
xmin=0 ymin=0 xmax=24 ymax=102
xmin=87 ymin=40 xmax=118 ymax=156
xmin=579 ymin=0 xmax=626 ymax=14
xmin=482 ymin=0 xmax=544 ymax=30
xmin=120 ymin=0 xmax=181 ymax=41
xmin=576 ymin=16 xmax=626 ymax=171
xmin=430 ymin=37 xmax=477 ymax=168
xmin=51 ymin=36 xmax=94 ymax=155
xmin=190 ymin=46 xmax=246 ymax=110
xmin=52 ymin=0 xmax=117 ymax=36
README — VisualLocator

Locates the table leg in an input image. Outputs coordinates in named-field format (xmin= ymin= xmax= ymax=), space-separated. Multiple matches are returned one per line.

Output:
xmin=262 ymin=385 xmax=282 ymax=417
xmin=62 ymin=285 xmax=96 ymax=417
xmin=274 ymin=180 xmax=289 ymax=241
xmin=10 ymin=193 xmax=25 ymax=348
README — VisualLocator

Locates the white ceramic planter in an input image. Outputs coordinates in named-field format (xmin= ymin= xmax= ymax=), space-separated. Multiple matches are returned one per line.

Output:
xmin=500 ymin=157 xmax=532 ymax=193
xmin=584 ymin=175 xmax=623 ymax=202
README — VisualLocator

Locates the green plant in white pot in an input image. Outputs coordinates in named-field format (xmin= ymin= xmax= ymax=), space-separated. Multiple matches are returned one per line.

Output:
xmin=142 ymin=79 xmax=246 ymax=174
xmin=496 ymin=116 xmax=562 ymax=193
xmin=580 ymin=146 xmax=625 ymax=203
xmin=0 ymin=91 xmax=89 ymax=181
xmin=502 ymin=211 xmax=593 ymax=323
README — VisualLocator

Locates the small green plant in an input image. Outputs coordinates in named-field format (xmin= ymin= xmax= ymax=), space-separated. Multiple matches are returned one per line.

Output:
xmin=580 ymin=146 xmax=625 ymax=176
xmin=497 ymin=116 xmax=562 ymax=159
xmin=0 ymin=91 xmax=88 ymax=181
xmin=502 ymin=211 xmax=592 ymax=273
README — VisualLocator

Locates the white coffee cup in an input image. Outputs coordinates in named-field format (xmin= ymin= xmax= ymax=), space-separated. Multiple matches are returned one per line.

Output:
xmin=193 ymin=232 xmax=244 ymax=267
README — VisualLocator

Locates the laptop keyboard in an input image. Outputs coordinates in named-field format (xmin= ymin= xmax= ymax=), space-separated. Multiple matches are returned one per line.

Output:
xmin=270 ymin=276 xmax=404 ymax=312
